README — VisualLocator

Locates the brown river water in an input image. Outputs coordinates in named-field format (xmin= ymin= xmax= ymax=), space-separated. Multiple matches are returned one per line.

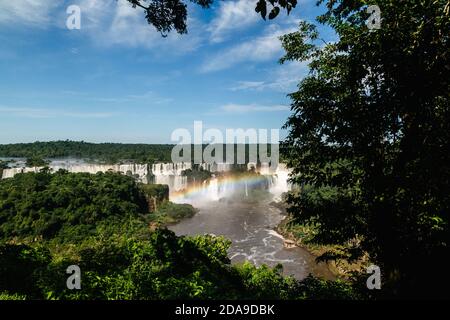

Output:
xmin=169 ymin=196 xmax=334 ymax=280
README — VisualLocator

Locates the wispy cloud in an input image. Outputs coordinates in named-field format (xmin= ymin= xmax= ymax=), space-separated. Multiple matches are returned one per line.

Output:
xmin=126 ymin=91 xmax=174 ymax=104
xmin=57 ymin=90 xmax=173 ymax=105
xmin=0 ymin=0 xmax=203 ymax=53
xmin=99 ymin=0 xmax=162 ymax=47
xmin=229 ymin=81 xmax=266 ymax=91
xmin=201 ymin=24 xmax=297 ymax=73
xmin=0 ymin=0 xmax=58 ymax=27
xmin=82 ymin=0 xmax=203 ymax=53
xmin=207 ymin=0 xmax=259 ymax=43
xmin=0 ymin=106 xmax=117 ymax=119
xmin=230 ymin=61 xmax=309 ymax=93
xmin=219 ymin=103 xmax=290 ymax=114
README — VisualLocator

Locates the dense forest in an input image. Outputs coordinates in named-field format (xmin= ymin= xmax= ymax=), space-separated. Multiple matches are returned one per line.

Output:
xmin=0 ymin=141 xmax=174 ymax=164
xmin=0 ymin=141 xmax=282 ymax=165
xmin=0 ymin=171 xmax=150 ymax=242
xmin=0 ymin=171 xmax=356 ymax=300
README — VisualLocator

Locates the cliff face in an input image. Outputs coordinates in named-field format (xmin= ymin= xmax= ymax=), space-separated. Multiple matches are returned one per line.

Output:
xmin=140 ymin=184 xmax=170 ymax=212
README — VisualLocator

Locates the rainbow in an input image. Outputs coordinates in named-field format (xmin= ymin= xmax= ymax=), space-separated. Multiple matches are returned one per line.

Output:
xmin=170 ymin=174 xmax=271 ymax=203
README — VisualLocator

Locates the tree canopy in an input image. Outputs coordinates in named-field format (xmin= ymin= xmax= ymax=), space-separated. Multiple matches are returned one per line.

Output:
xmin=0 ymin=171 xmax=149 ymax=242
xmin=281 ymin=0 xmax=449 ymax=298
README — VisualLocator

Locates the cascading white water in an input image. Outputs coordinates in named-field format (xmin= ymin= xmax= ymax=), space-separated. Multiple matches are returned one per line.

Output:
xmin=1 ymin=161 xmax=150 ymax=183
xmin=259 ymin=162 xmax=271 ymax=175
xmin=269 ymin=163 xmax=292 ymax=201
xmin=204 ymin=177 xmax=219 ymax=202
xmin=199 ymin=162 xmax=233 ymax=172
xmin=170 ymin=163 xmax=291 ymax=204
xmin=197 ymin=175 xmax=232 ymax=202
xmin=1 ymin=167 xmax=41 ymax=179
xmin=151 ymin=162 xmax=191 ymax=191
xmin=1 ymin=160 xmax=292 ymax=203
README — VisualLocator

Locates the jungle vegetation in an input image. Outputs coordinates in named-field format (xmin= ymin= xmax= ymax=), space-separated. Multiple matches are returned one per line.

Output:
xmin=0 ymin=171 xmax=357 ymax=300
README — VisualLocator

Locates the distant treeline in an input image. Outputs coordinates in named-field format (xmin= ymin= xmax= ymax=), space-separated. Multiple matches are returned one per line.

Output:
xmin=0 ymin=141 xmax=174 ymax=164
xmin=0 ymin=141 xmax=282 ymax=164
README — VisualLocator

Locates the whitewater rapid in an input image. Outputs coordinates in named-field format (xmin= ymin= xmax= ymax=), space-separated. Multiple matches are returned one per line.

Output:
xmin=169 ymin=197 xmax=334 ymax=280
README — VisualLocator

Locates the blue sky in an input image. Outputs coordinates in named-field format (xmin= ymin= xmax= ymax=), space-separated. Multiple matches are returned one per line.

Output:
xmin=0 ymin=0 xmax=335 ymax=144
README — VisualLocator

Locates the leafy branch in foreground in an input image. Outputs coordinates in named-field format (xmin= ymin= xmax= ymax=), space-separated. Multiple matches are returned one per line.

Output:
xmin=126 ymin=0 xmax=298 ymax=36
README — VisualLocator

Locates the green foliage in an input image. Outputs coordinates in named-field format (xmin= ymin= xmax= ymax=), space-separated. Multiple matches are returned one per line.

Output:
xmin=0 ymin=292 xmax=27 ymax=300
xmin=0 ymin=171 xmax=148 ymax=241
xmin=0 ymin=230 xmax=358 ymax=300
xmin=150 ymin=202 xmax=198 ymax=225
xmin=126 ymin=0 xmax=213 ymax=36
xmin=0 ymin=170 xmax=359 ymax=300
xmin=0 ymin=160 xmax=8 ymax=170
xmin=0 ymin=244 xmax=51 ymax=298
xmin=233 ymin=262 xmax=298 ymax=300
xmin=295 ymin=275 xmax=362 ymax=300
xmin=255 ymin=0 xmax=298 ymax=20
xmin=25 ymin=156 xmax=50 ymax=167
xmin=0 ymin=140 xmax=174 ymax=164
xmin=286 ymin=184 xmax=363 ymax=246
xmin=140 ymin=184 xmax=169 ymax=203
xmin=182 ymin=167 xmax=212 ymax=184
xmin=281 ymin=0 xmax=449 ymax=298
xmin=0 ymin=141 xmax=281 ymax=164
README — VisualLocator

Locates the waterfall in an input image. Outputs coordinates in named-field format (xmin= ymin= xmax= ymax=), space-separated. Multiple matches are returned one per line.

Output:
xmin=1 ymin=162 xmax=150 ymax=183
xmin=1 ymin=160 xmax=292 ymax=204
xmin=205 ymin=177 xmax=219 ymax=202
xmin=199 ymin=163 xmax=233 ymax=172
xmin=259 ymin=162 xmax=271 ymax=175
xmin=150 ymin=162 xmax=191 ymax=191
xmin=1 ymin=167 xmax=41 ymax=179
xmin=268 ymin=163 xmax=292 ymax=201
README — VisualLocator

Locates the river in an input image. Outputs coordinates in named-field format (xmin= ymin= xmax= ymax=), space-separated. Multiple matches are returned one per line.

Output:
xmin=169 ymin=194 xmax=334 ymax=280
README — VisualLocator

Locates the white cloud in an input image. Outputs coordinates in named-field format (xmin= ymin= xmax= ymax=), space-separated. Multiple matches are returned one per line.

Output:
xmin=201 ymin=24 xmax=297 ymax=73
xmin=230 ymin=61 xmax=309 ymax=93
xmin=0 ymin=0 xmax=203 ymax=53
xmin=219 ymin=103 xmax=290 ymax=114
xmin=0 ymin=106 xmax=116 ymax=119
xmin=126 ymin=91 xmax=173 ymax=104
xmin=230 ymin=81 xmax=266 ymax=91
xmin=79 ymin=0 xmax=115 ymax=29
xmin=0 ymin=0 xmax=58 ymax=26
xmin=208 ymin=0 xmax=259 ymax=43
xmin=81 ymin=0 xmax=203 ymax=53
xmin=91 ymin=91 xmax=173 ymax=105
xmin=56 ymin=90 xmax=173 ymax=105
xmin=103 ymin=0 xmax=161 ymax=47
